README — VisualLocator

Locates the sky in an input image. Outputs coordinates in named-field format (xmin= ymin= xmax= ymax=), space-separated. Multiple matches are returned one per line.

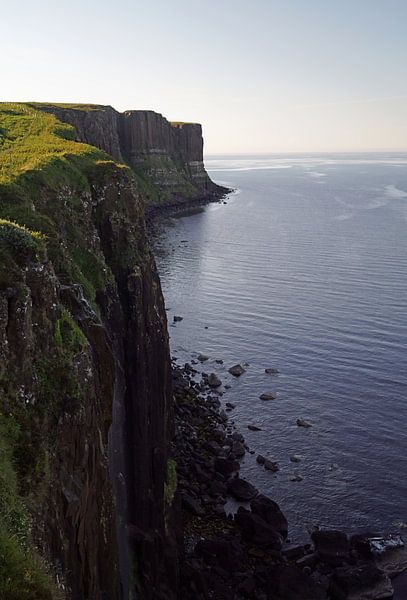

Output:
xmin=2 ymin=0 xmax=407 ymax=153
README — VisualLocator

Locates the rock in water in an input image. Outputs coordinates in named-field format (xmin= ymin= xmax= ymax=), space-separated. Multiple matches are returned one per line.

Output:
xmin=297 ymin=418 xmax=312 ymax=428
xmin=197 ymin=353 xmax=209 ymax=362
xmin=264 ymin=459 xmax=279 ymax=472
xmin=228 ymin=364 xmax=246 ymax=376
xmin=248 ymin=424 xmax=262 ymax=431
xmin=260 ymin=392 xmax=277 ymax=400
xmin=265 ymin=367 xmax=279 ymax=374
xmin=173 ymin=315 xmax=183 ymax=322
xmin=208 ymin=373 xmax=222 ymax=387
xmin=227 ymin=478 xmax=258 ymax=501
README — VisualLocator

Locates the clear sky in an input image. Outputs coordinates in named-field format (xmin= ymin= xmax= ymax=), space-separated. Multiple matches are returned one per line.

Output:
xmin=2 ymin=0 xmax=407 ymax=153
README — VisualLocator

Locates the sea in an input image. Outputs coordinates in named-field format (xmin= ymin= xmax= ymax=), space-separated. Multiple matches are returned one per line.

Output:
xmin=153 ymin=153 xmax=407 ymax=541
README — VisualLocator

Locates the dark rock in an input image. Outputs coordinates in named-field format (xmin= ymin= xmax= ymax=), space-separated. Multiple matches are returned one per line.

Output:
xmin=195 ymin=537 xmax=244 ymax=573
xmin=296 ymin=553 xmax=318 ymax=569
xmin=329 ymin=563 xmax=393 ymax=600
xmin=231 ymin=441 xmax=246 ymax=458
xmin=312 ymin=530 xmax=350 ymax=566
xmin=264 ymin=459 xmax=279 ymax=472
xmin=290 ymin=454 xmax=302 ymax=463
xmin=214 ymin=457 xmax=240 ymax=477
xmin=227 ymin=478 xmax=258 ymax=501
xmin=248 ymin=424 xmax=262 ymax=431
xmin=297 ymin=418 xmax=312 ymax=428
xmin=228 ymin=364 xmax=246 ymax=376
xmin=265 ymin=367 xmax=279 ymax=374
xmin=290 ymin=472 xmax=303 ymax=482
xmin=235 ymin=507 xmax=283 ymax=550
xmin=256 ymin=454 xmax=266 ymax=465
xmin=225 ymin=402 xmax=236 ymax=409
xmin=260 ymin=392 xmax=277 ymax=400
xmin=251 ymin=495 xmax=288 ymax=538
xmin=215 ymin=359 xmax=223 ymax=364
xmin=173 ymin=315 xmax=183 ymax=322
xmin=282 ymin=544 xmax=307 ymax=560
xmin=197 ymin=354 xmax=209 ymax=362
xmin=208 ymin=373 xmax=222 ymax=387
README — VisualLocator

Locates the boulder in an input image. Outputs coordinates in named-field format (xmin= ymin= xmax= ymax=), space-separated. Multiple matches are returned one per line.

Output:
xmin=227 ymin=478 xmax=258 ymax=501
xmin=208 ymin=373 xmax=222 ymax=387
xmin=197 ymin=354 xmax=209 ymax=362
xmin=250 ymin=495 xmax=288 ymax=538
xmin=235 ymin=507 xmax=283 ymax=550
xmin=297 ymin=418 xmax=312 ymax=428
xmin=264 ymin=459 xmax=279 ymax=472
xmin=228 ymin=364 xmax=246 ymax=376
xmin=265 ymin=368 xmax=279 ymax=374
xmin=260 ymin=392 xmax=277 ymax=400
xmin=173 ymin=315 xmax=183 ymax=322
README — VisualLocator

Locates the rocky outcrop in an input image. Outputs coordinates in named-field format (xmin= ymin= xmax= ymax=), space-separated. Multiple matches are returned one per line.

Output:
xmin=32 ymin=103 xmax=226 ymax=204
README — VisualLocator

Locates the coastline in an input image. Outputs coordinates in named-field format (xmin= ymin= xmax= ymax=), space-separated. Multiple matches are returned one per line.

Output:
xmin=151 ymin=195 xmax=407 ymax=599
xmin=172 ymin=360 xmax=407 ymax=599
xmin=145 ymin=185 xmax=232 ymax=222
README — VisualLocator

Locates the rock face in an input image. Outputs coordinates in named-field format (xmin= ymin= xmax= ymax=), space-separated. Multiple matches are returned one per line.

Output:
xmin=0 ymin=120 xmax=178 ymax=598
xmin=33 ymin=103 xmax=226 ymax=204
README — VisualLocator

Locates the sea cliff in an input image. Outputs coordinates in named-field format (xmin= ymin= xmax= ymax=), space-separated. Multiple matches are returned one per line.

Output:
xmin=0 ymin=103 xmax=188 ymax=599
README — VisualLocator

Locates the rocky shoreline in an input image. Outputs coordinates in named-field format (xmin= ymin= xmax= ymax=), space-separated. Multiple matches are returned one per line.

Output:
xmin=145 ymin=186 xmax=232 ymax=222
xmin=172 ymin=362 xmax=407 ymax=599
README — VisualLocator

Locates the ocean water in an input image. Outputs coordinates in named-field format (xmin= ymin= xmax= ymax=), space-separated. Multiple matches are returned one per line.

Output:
xmin=153 ymin=153 xmax=407 ymax=540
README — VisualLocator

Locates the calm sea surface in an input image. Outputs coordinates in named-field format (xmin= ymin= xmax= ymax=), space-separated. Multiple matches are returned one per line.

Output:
xmin=153 ymin=154 xmax=407 ymax=539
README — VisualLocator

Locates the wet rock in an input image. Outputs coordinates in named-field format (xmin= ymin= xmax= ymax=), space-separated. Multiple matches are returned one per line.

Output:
xmin=297 ymin=418 xmax=312 ymax=428
xmin=352 ymin=533 xmax=407 ymax=577
xmin=225 ymin=402 xmax=235 ymax=409
xmin=197 ymin=354 xmax=209 ymax=362
xmin=265 ymin=367 xmax=280 ymax=374
xmin=215 ymin=359 xmax=223 ymax=364
xmin=251 ymin=495 xmax=288 ymax=538
xmin=329 ymin=563 xmax=393 ymax=600
xmin=173 ymin=315 xmax=183 ymax=322
xmin=227 ymin=478 xmax=258 ymax=501
xmin=228 ymin=364 xmax=246 ymax=376
xmin=235 ymin=507 xmax=283 ymax=550
xmin=290 ymin=472 xmax=303 ymax=482
xmin=312 ymin=530 xmax=350 ymax=566
xmin=248 ymin=424 xmax=262 ymax=431
xmin=208 ymin=373 xmax=222 ymax=387
xmin=224 ymin=384 xmax=231 ymax=389
xmin=290 ymin=454 xmax=302 ymax=463
xmin=264 ymin=459 xmax=279 ymax=472
xmin=256 ymin=454 xmax=266 ymax=465
xmin=260 ymin=392 xmax=277 ymax=400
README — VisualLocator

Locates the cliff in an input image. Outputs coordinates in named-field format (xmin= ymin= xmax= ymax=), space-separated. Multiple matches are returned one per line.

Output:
xmin=30 ymin=103 xmax=225 ymax=204
xmin=0 ymin=103 xmax=178 ymax=598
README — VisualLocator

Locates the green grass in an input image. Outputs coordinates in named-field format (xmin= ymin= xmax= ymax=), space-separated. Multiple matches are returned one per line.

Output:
xmin=0 ymin=102 xmax=111 ymax=191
